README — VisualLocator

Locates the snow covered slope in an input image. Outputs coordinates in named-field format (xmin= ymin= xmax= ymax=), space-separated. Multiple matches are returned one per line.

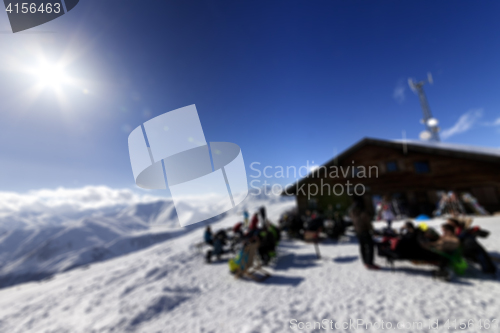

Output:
xmin=0 ymin=216 xmax=499 ymax=332
xmin=0 ymin=186 xmax=295 ymax=289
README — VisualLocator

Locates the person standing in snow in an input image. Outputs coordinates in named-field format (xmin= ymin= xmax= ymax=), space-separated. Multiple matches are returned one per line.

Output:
xmin=349 ymin=196 xmax=379 ymax=270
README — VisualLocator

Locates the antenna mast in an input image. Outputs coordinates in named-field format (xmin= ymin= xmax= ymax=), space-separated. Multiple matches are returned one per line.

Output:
xmin=408 ymin=73 xmax=440 ymax=142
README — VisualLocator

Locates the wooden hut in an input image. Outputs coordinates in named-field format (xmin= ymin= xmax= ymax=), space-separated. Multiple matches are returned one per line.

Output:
xmin=282 ymin=138 xmax=500 ymax=217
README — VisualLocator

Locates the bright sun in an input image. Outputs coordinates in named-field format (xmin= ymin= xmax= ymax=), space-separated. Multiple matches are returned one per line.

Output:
xmin=15 ymin=51 xmax=90 ymax=108
xmin=23 ymin=58 xmax=83 ymax=109
xmin=33 ymin=62 xmax=69 ymax=88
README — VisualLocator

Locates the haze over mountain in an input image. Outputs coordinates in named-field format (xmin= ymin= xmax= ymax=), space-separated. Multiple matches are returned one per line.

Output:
xmin=0 ymin=186 xmax=294 ymax=289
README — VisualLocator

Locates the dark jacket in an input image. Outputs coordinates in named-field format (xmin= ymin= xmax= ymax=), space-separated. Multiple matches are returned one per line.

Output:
xmin=350 ymin=210 xmax=373 ymax=235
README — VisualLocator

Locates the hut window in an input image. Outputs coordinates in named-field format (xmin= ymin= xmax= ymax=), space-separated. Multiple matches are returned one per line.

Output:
xmin=386 ymin=161 xmax=398 ymax=172
xmin=414 ymin=161 xmax=430 ymax=174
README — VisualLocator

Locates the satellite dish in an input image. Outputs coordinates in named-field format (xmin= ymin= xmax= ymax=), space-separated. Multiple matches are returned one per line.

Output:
xmin=427 ymin=72 xmax=433 ymax=85
xmin=427 ymin=118 xmax=439 ymax=127
xmin=419 ymin=130 xmax=432 ymax=141
xmin=408 ymin=78 xmax=416 ymax=92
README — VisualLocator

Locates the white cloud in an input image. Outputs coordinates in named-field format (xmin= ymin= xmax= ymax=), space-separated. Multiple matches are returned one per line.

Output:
xmin=441 ymin=109 xmax=483 ymax=140
xmin=0 ymin=186 xmax=162 ymax=216
xmin=392 ymin=80 xmax=406 ymax=103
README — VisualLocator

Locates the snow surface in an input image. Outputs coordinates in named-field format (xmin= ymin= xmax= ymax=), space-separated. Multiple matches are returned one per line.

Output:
xmin=0 ymin=192 xmax=499 ymax=332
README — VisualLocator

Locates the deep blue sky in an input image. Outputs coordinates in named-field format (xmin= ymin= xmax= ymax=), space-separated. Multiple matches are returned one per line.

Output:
xmin=0 ymin=0 xmax=499 ymax=194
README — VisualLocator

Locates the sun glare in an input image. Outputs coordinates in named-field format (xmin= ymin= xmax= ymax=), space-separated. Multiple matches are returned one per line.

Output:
xmin=21 ymin=57 xmax=82 ymax=111
xmin=33 ymin=62 xmax=69 ymax=88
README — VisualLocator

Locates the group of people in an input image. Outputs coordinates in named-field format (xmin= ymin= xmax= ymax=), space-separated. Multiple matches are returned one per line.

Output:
xmin=203 ymin=206 xmax=281 ymax=268
xmin=350 ymin=195 xmax=497 ymax=278
xmin=201 ymin=197 xmax=497 ymax=281
xmin=279 ymin=205 xmax=348 ymax=241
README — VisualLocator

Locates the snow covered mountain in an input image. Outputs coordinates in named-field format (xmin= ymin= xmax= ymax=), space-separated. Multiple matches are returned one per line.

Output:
xmin=0 ymin=186 xmax=295 ymax=289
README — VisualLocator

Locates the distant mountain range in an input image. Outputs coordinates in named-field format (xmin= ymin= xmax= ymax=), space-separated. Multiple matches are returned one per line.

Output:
xmin=0 ymin=186 xmax=294 ymax=288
